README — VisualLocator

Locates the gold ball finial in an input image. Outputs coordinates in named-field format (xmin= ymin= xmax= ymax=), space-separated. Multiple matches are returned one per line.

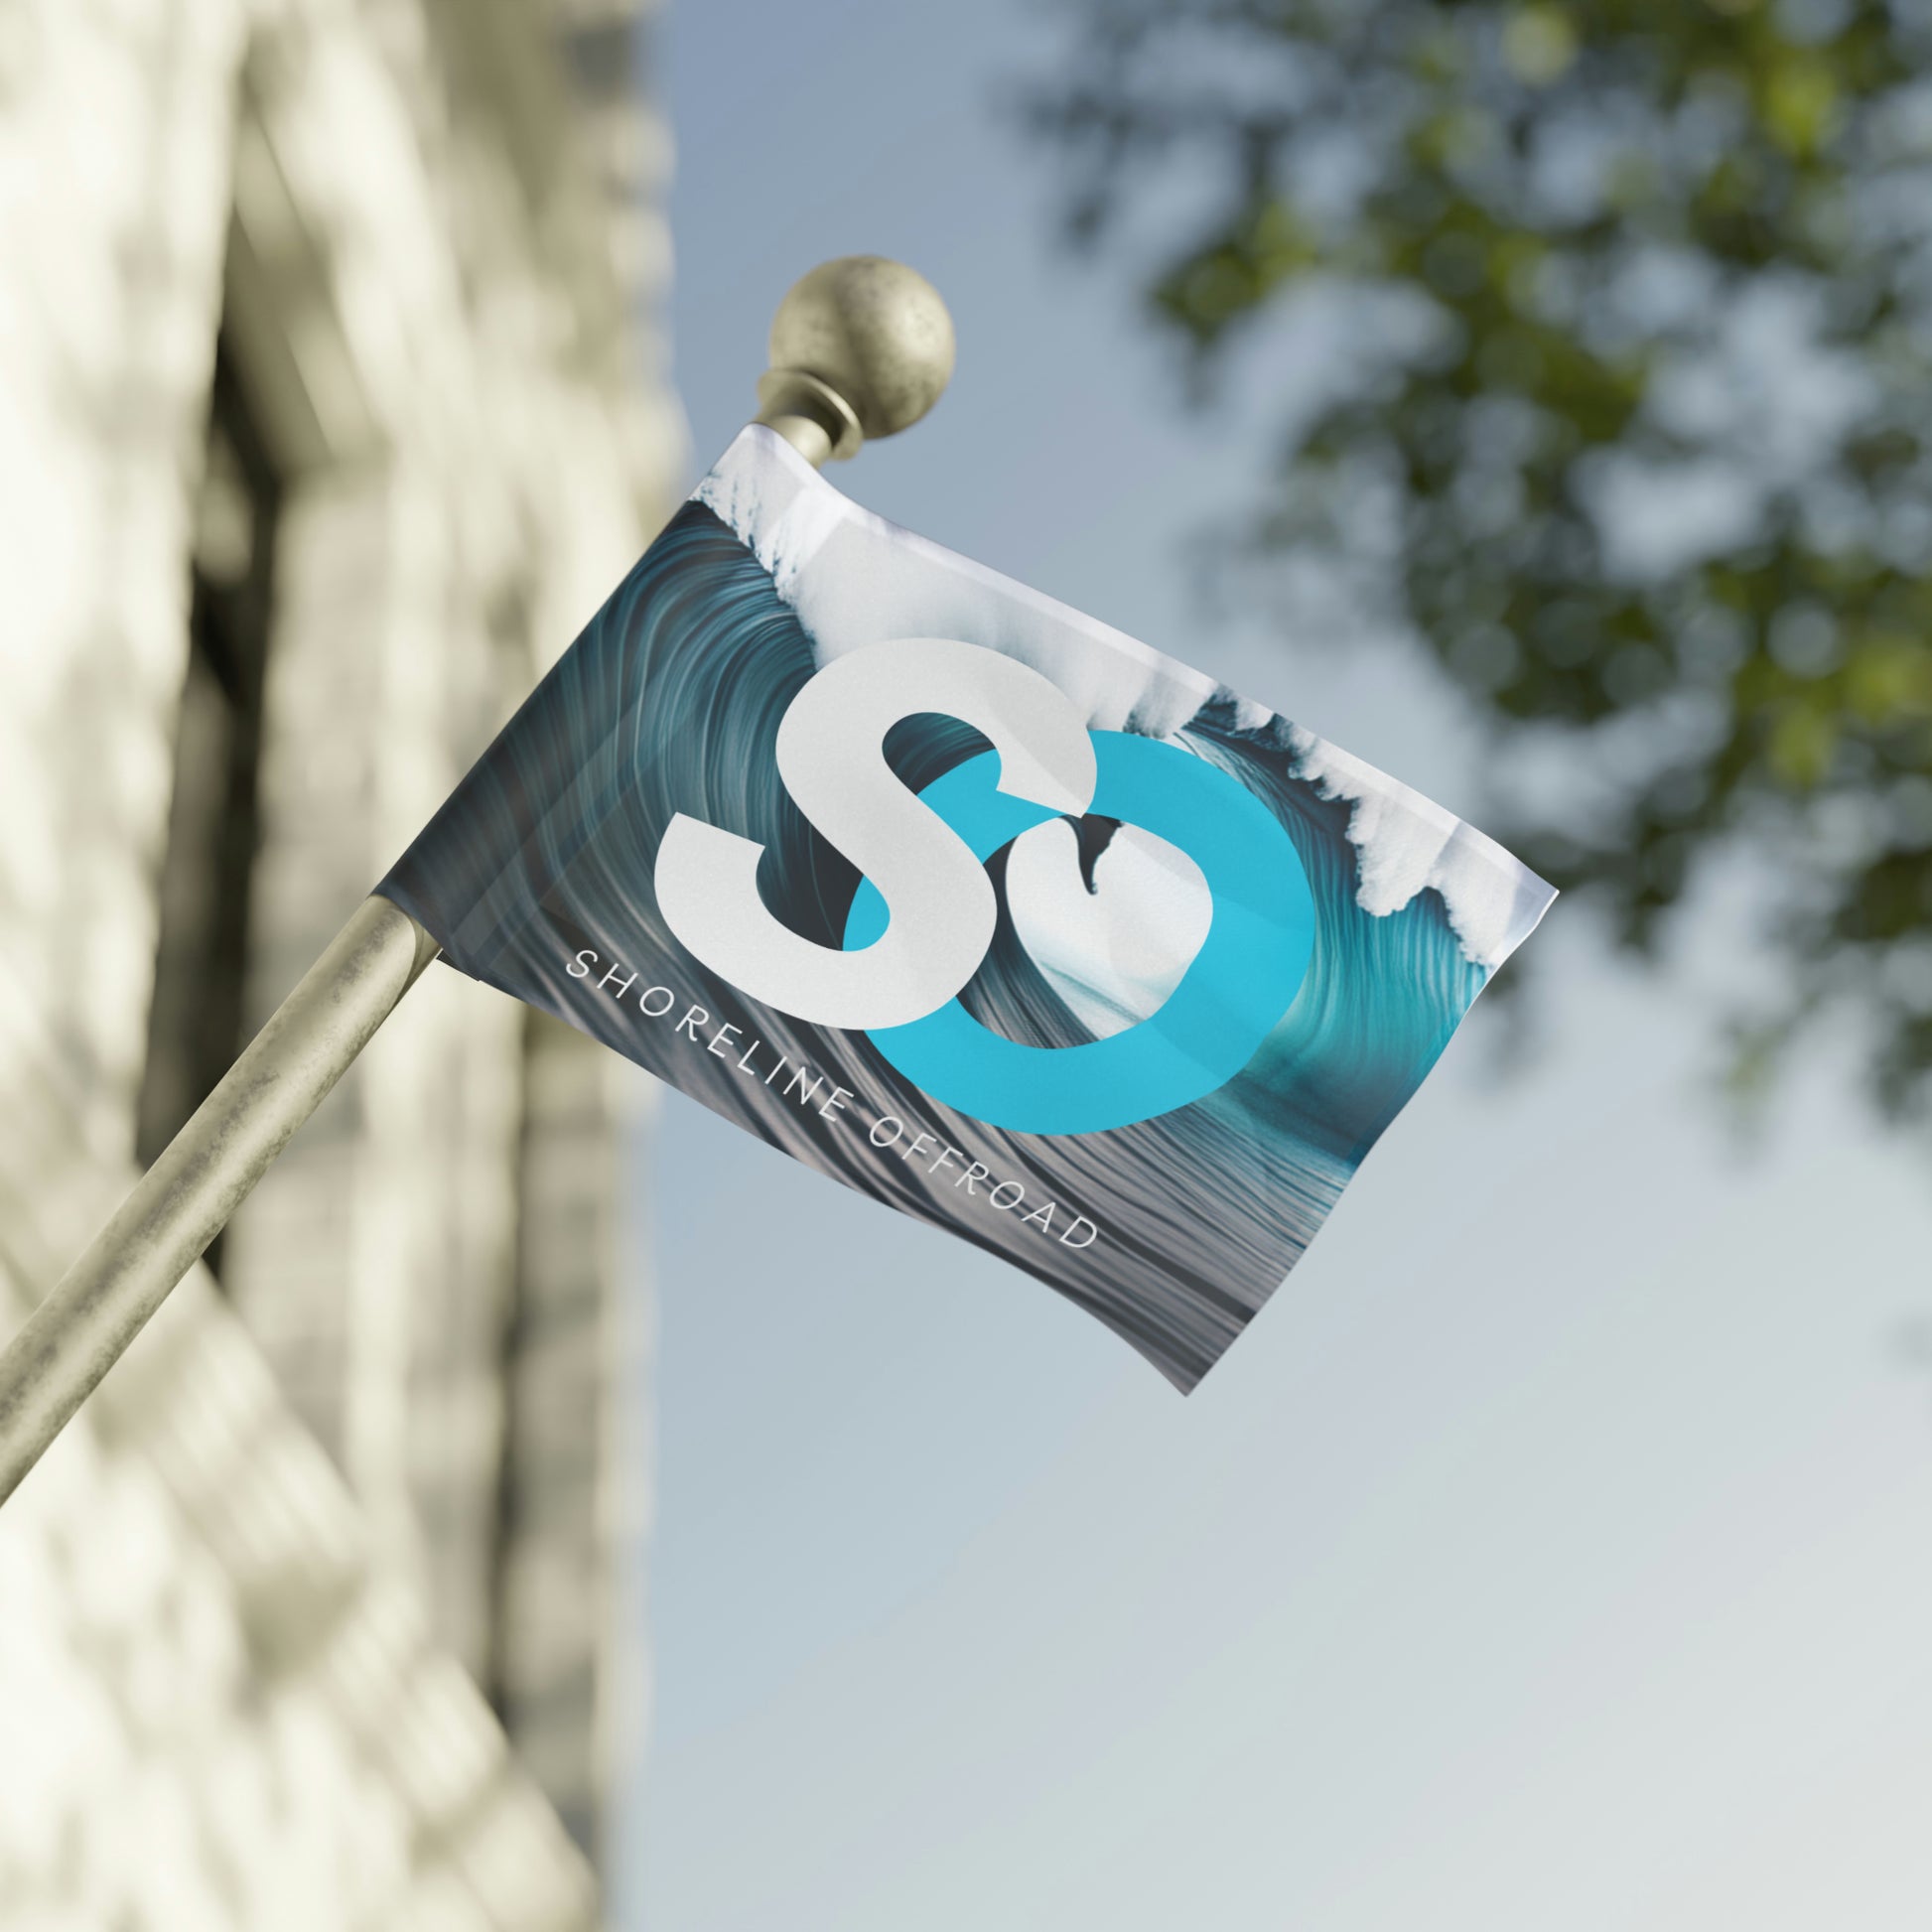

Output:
xmin=756 ymin=257 xmax=956 ymax=465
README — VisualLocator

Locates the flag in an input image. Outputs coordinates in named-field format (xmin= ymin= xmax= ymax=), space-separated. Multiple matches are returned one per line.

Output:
xmin=378 ymin=429 xmax=1555 ymax=1390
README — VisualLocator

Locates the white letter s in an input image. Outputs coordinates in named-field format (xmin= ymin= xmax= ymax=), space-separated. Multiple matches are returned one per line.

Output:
xmin=653 ymin=637 xmax=1094 ymax=1029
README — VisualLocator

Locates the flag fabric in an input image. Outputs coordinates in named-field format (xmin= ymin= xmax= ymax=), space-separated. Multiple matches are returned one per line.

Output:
xmin=377 ymin=429 xmax=1555 ymax=1390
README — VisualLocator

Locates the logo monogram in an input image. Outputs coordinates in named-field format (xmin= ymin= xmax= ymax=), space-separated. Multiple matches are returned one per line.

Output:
xmin=656 ymin=638 xmax=1315 ymax=1133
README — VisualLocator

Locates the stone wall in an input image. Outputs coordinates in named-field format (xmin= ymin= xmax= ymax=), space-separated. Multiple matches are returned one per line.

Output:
xmin=0 ymin=1060 xmax=598 ymax=1930
xmin=0 ymin=0 xmax=678 ymax=1918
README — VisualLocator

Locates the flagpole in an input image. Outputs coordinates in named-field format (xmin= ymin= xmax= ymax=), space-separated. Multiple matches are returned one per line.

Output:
xmin=0 ymin=256 xmax=955 ymax=1507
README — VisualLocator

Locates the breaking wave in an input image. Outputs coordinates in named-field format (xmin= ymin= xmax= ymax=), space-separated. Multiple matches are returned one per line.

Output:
xmin=380 ymin=499 xmax=1534 ymax=1391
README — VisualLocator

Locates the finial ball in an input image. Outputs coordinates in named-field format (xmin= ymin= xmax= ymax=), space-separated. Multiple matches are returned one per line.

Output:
xmin=768 ymin=257 xmax=956 ymax=444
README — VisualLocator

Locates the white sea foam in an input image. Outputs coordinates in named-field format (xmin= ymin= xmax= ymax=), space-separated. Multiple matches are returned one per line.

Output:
xmin=697 ymin=429 xmax=1213 ymax=738
xmin=698 ymin=427 xmax=1556 ymax=973
xmin=1287 ymin=730 xmax=1556 ymax=970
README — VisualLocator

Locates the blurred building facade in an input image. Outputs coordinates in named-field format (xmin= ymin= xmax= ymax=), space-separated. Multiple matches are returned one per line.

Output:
xmin=0 ymin=0 xmax=680 ymax=1925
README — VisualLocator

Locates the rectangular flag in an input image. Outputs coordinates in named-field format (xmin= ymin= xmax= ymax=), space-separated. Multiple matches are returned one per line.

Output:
xmin=378 ymin=429 xmax=1555 ymax=1390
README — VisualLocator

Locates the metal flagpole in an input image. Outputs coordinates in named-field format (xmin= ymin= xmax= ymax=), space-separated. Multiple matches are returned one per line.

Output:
xmin=0 ymin=255 xmax=956 ymax=1507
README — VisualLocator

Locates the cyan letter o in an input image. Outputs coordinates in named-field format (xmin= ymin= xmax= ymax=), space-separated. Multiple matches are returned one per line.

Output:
xmin=844 ymin=733 xmax=1314 ymax=1135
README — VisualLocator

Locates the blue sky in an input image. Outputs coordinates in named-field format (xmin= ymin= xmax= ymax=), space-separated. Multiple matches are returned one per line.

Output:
xmin=627 ymin=6 xmax=1932 ymax=1928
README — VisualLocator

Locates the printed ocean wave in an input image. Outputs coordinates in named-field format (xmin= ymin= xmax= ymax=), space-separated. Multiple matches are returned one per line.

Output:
xmin=698 ymin=426 xmax=1551 ymax=972
xmin=380 ymin=498 xmax=1535 ymax=1391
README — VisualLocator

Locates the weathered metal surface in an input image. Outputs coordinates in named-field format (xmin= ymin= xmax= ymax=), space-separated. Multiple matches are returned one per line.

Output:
xmin=0 ymin=897 xmax=438 ymax=1504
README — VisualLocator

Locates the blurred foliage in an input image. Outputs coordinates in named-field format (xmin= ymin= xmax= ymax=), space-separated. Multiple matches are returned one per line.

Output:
xmin=1025 ymin=0 xmax=1932 ymax=1115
